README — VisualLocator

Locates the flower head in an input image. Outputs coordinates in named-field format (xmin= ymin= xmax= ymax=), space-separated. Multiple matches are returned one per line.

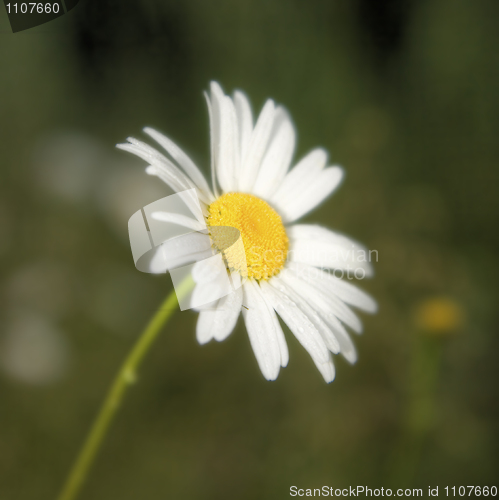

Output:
xmin=118 ymin=82 xmax=377 ymax=382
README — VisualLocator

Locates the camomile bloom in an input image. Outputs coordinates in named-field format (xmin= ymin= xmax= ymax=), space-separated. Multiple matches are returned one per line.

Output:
xmin=118 ymin=82 xmax=377 ymax=383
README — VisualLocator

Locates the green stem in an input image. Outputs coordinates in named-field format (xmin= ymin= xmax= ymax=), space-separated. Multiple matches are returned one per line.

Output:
xmin=388 ymin=334 xmax=443 ymax=486
xmin=57 ymin=276 xmax=194 ymax=500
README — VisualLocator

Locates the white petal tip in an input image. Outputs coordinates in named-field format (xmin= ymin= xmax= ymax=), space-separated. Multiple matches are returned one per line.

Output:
xmin=322 ymin=369 xmax=336 ymax=384
xmin=196 ymin=327 xmax=213 ymax=345
xmin=263 ymin=370 xmax=279 ymax=382
xmin=343 ymin=352 xmax=358 ymax=365
xmin=210 ymin=81 xmax=224 ymax=96
xmin=366 ymin=300 xmax=379 ymax=314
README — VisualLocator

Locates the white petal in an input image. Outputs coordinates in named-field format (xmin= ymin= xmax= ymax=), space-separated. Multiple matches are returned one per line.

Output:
xmin=328 ymin=322 xmax=357 ymax=364
xmin=117 ymin=142 xmax=189 ymax=192
xmin=196 ymin=298 xmax=221 ymax=343
xmin=288 ymin=225 xmax=374 ymax=277
xmin=271 ymin=273 xmax=346 ymax=376
xmin=242 ymin=280 xmax=282 ymax=380
xmin=196 ymin=287 xmax=242 ymax=344
xmin=192 ymin=255 xmax=226 ymax=283
xmin=239 ymin=99 xmax=276 ymax=192
xmin=234 ymin=90 xmax=253 ymax=165
xmin=260 ymin=280 xmax=329 ymax=365
xmin=287 ymin=261 xmax=378 ymax=313
xmin=204 ymin=89 xmax=220 ymax=198
xmin=280 ymin=270 xmax=358 ymax=364
xmin=209 ymin=83 xmax=226 ymax=186
xmin=216 ymin=93 xmax=239 ymax=192
xmin=143 ymin=127 xmax=213 ymax=199
xmin=207 ymin=83 xmax=240 ymax=193
xmin=270 ymin=275 xmax=340 ymax=354
xmin=281 ymin=268 xmax=362 ymax=333
xmin=276 ymin=166 xmax=343 ymax=223
xmin=175 ymin=188 xmax=209 ymax=222
xmin=190 ymin=258 xmax=232 ymax=310
xmin=252 ymin=108 xmax=296 ymax=199
xmin=313 ymin=352 xmax=336 ymax=383
xmin=258 ymin=282 xmax=289 ymax=368
xmin=117 ymin=139 xmax=211 ymax=205
xmin=271 ymin=148 xmax=328 ymax=207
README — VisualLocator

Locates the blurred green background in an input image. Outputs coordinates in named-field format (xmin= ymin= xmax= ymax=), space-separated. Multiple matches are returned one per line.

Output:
xmin=1 ymin=1 xmax=498 ymax=499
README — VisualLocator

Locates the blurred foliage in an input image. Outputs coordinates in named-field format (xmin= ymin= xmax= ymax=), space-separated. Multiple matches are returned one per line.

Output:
xmin=0 ymin=1 xmax=498 ymax=499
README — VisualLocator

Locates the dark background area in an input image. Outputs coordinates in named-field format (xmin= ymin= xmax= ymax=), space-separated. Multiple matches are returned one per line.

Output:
xmin=0 ymin=1 xmax=498 ymax=499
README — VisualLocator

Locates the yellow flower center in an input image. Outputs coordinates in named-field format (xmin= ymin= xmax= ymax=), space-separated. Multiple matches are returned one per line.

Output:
xmin=207 ymin=192 xmax=288 ymax=281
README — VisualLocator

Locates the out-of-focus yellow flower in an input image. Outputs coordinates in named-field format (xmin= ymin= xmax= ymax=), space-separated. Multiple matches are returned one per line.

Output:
xmin=414 ymin=297 xmax=464 ymax=335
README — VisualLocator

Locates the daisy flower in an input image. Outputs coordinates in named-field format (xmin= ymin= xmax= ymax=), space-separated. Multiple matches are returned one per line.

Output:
xmin=117 ymin=82 xmax=377 ymax=383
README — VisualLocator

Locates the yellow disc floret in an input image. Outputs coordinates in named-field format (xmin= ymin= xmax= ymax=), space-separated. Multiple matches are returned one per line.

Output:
xmin=207 ymin=193 xmax=288 ymax=281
